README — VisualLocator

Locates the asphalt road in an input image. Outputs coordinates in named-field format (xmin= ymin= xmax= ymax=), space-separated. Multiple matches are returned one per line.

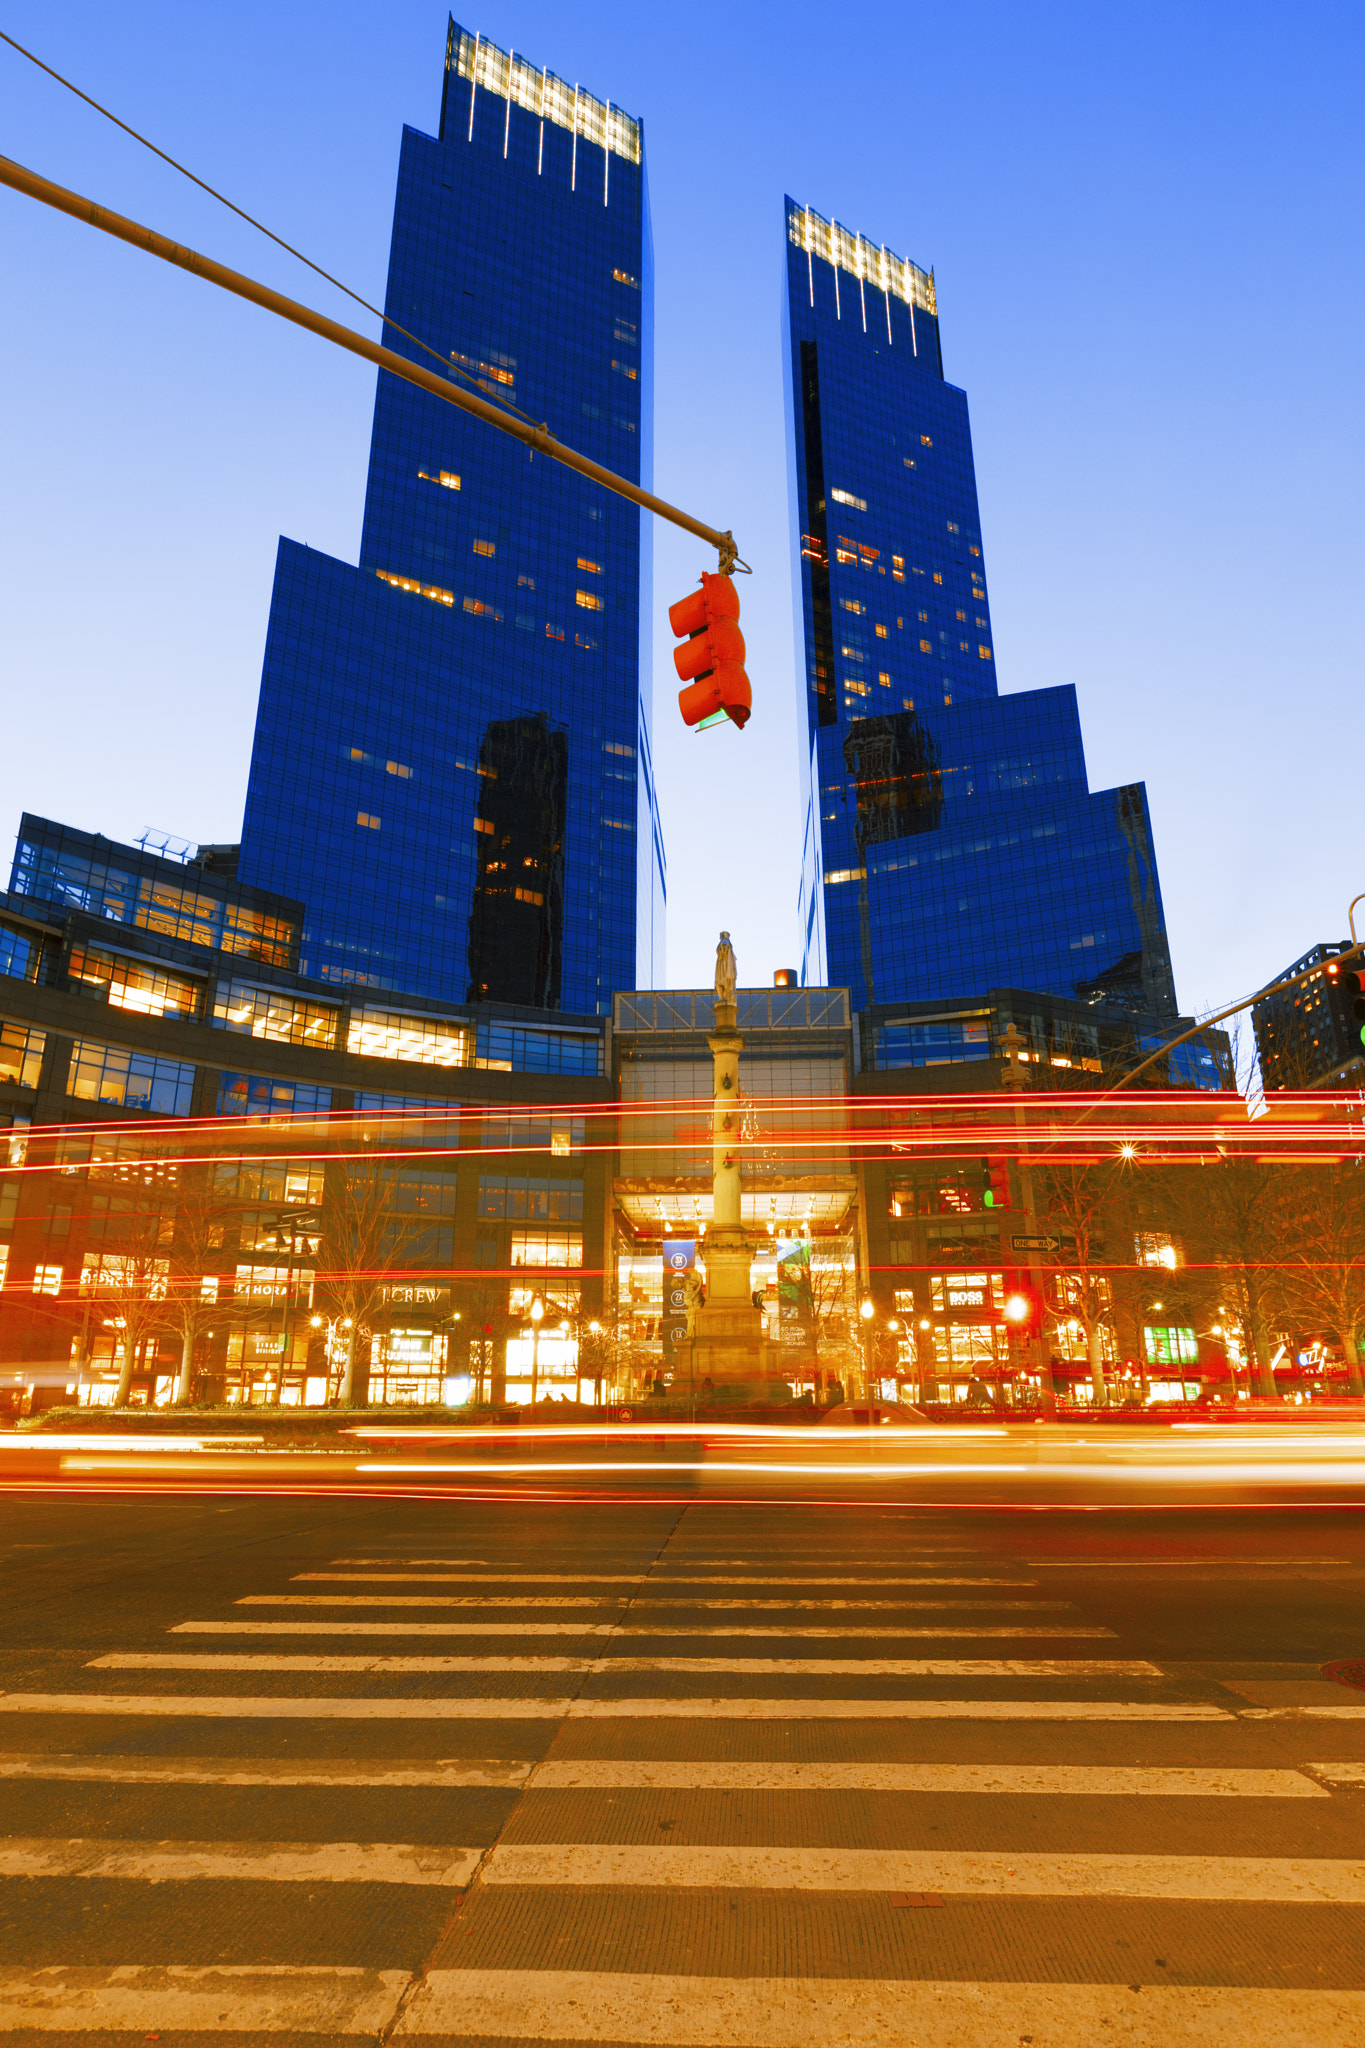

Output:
xmin=0 ymin=1489 xmax=1362 ymax=2042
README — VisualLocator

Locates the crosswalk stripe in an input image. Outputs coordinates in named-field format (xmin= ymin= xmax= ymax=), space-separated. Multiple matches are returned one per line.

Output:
xmin=170 ymin=1620 xmax=1115 ymax=1640
xmin=89 ymin=1654 xmax=596 ymax=1672
xmin=1027 ymin=1556 xmax=1353 ymax=1567
xmin=0 ymin=1693 xmax=573 ymax=1719
xmin=0 ymin=1691 xmax=1233 ymax=1722
xmin=240 ymin=1595 xmax=1069 ymax=1611
xmin=565 ymin=1697 xmax=1233 ymax=1721
xmin=90 ymin=1652 xmax=1161 ymax=1676
xmin=1308 ymin=1762 xmax=1365 ymax=1783
xmin=0 ymin=1838 xmax=481 ymax=1884
xmin=0 ymin=1965 xmax=408 ymax=2033
xmin=480 ymin=1842 xmax=1365 ymax=1901
xmin=526 ymin=1760 xmax=1324 ymax=1796
xmin=173 ymin=1621 xmax=619 ymax=1637
xmin=391 ymin=1971 xmax=1365 ymax=2046
xmin=297 ymin=1573 xmax=1039 ymax=1587
xmin=0 ymin=1754 xmax=532 ymax=1786
xmin=1242 ymin=1705 xmax=1365 ymax=1719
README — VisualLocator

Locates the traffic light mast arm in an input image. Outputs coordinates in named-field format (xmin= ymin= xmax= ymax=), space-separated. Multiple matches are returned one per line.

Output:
xmin=1062 ymin=901 xmax=1365 ymax=1126
xmin=0 ymin=151 xmax=745 ymax=575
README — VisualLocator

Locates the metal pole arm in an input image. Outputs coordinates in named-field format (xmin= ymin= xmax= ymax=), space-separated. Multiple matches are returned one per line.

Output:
xmin=0 ymin=152 xmax=740 ymax=565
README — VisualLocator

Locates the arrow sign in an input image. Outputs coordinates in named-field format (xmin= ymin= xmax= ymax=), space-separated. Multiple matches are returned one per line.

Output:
xmin=1011 ymin=1233 xmax=1076 ymax=1256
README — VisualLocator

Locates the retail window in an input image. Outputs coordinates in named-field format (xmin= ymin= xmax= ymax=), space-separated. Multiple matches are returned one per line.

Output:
xmin=31 ymin=1263 xmax=62 ymax=1296
xmin=68 ymin=945 xmax=203 ymax=1022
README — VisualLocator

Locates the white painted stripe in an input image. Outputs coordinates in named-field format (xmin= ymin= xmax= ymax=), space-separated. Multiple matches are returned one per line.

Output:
xmin=0 ymin=1965 xmax=407 ymax=2033
xmin=299 ymin=1573 xmax=1038 ymax=1587
xmin=174 ymin=1620 xmax=1113 ymax=1640
xmin=90 ymin=1654 xmax=594 ymax=1672
xmin=0 ymin=1689 xmax=1223 ymax=1723
xmin=242 ymin=1595 xmax=626 ymax=1608
xmin=528 ymin=1760 xmax=1323 ymax=1797
xmin=0 ymin=1692 xmax=572 ymax=1719
xmin=481 ymin=1842 xmax=1365 ymax=1901
xmin=598 ymin=1657 xmax=1159 ymax=1675
xmin=0 ymin=1838 xmax=481 ymax=1885
xmin=301 ymin=1572 xmax=648 ymax=1585
xmin=630 ymin=1599 xmax=1074 ymax=1612
xmin=0 ymin=1753 xmax=532 ymax=1787
xmin=564 ymin=1697 xmax=1231 ymax=1721
xmin=393 ymin=1971 xmax=1365 ymax=2046
xmin=611 ymin=1626 xmax=1115 ymax=1639
xmin=1241 ymin=1704 xmax=1365 ymax=1719
xmin=173 ymin=1622 xmax=617 ymax=1637
xmin=240 ymin=1595 xmax=1069 ymax=1611
xmin=1308 ymin=1761 xmax=1365 ymax=1783
xmin=92 ymin=1653 xmax=1160 ymax=1676
xmin=1028 ymin=1556 xmax=1353 ymax=1567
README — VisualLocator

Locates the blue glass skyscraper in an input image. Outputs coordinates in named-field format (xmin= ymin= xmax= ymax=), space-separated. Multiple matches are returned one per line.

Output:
xmin=237 ymin=21 xmax=664 ymax=1010
xmin=784 ymin=201 xmax=1178 ymax=1019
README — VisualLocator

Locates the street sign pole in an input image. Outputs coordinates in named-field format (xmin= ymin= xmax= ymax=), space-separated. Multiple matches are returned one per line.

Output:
xmin=1001 ymin=1023 xmax=1055 ymax=1416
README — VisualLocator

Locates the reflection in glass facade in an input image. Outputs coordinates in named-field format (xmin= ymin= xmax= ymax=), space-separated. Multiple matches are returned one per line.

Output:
xmin=784 ymin=200 xmax=1179 ymax=1016
xmin=237 ymin=20 xmax=663 ymax=1010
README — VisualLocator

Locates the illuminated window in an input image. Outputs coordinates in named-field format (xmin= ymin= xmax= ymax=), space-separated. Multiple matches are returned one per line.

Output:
xmin=386 ymin=761 xmax=411 ymax=779
xmin=933 ymin=572 xmax=943 ymax=585
xmin=875 ymin=623 xmax=888 ymax=639
xmin=978 ymin=646 xmax=993 ymax=660
xmin=0 ymin=1018 xmax=47 ymax=1088
xmin=878 ymin=671 xmax=891 ymax=687
xmin=614 ymin=268 xmax=639 ymax=285
xmin=472 ymin=538 xmax=496 ymax=557
xmin=840 ymin=646 xmax=864 ymax=661
xmin=510 ymin=1229 xmax=583 ymax=1268
xmin=830 ymin=488 xmax=867 ymax=510
xmin=577 ymin=558 xmax=603 ymax=574
xmin=68 ymin=945 xmax=202 ymax=1023
xmin=603 ymin=742 xmax=634 ymax=756
xmin=918 ymin=611 xmax=928 ymax=622
xmin=515 ymin=887 xmax=545 ymax=905
xmin=947 ymin=522 xmax=960 ymax=535
xmin=920 ymin=639 xmax=932 ymax=653
xmin=463 ymin=597 xmax=502 ymax=620
xmin=969 ymin=545 xmax=981 ymax=556
xmin=975 ymin=616 xmax=989 ymax=628
xmin=1144 ymin=1325 xmax=1198 ymax=1366
xmin=612 ymin=360 xmax=637 ymax=379
xmin=31 ymin=1264 xmax=62 ymax=1296
xmin=546 ymin=623 xmax=565 ymax=641
xmin=903 ymin=458 xmax=915 ymax=469
xmin=844 ymin=678 xmax=868 ymax=696
xmin=842 ymin=599 xmax=865 ymax=614
xmin=417 ymin=470 xmax=460 ymax=490
xmin=825 ymin=867 xmax=866 ymax=884
xmin=0 ymin=1247 xmax=8 ymax=1289
xmin=576 ymin=591 xmax=604 ymax=611
xmin=357 ymin=812 xmax=380 ymax=830
xmin=920 ymin=435 xmax=933 ymax=447
xmin=347 ymin=1008 xmax=472 ymax=1068
xmin=835 ymin=545 xmax=857 ymax=564
xmin=960 ymin=641 xmax=970 ymax=652
xmin=213 ymin=983 xmax=339 ymax=1050
xmin=956 ymin=611 xmax=966 ymax=621
xmin=1135 ymin=1233 xmax=1181 ymax=1270
xmin=377 ymin=569 xmax=454 ymax=607
xmin=68 ymin=1040 xmax=196 ymax=1115
xmin=205 ymin=1271 xmax=222 ymax=1304
xmin=517 ymin=574 xmax=535 ymax=589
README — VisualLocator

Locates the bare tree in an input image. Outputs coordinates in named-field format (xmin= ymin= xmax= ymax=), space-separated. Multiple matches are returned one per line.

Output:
xmin=319 ymin=1159 xmax=429 ymax=1405
xmin=1030 ymin=1160 xmax=1122 ymax=1405
xmin=1270 ymin=1162 xmax=1365 ymax=1398
xmin=78 ymin=1167 xmax=174 ymax=1407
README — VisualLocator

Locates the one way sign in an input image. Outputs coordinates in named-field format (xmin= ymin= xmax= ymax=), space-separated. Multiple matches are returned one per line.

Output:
xmin=1011 ymin=1232 xmax=1076 ymax=1256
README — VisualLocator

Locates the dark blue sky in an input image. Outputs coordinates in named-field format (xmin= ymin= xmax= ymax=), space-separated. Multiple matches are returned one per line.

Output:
xmin=1 ymin=2 xmax=1360 ymax=1016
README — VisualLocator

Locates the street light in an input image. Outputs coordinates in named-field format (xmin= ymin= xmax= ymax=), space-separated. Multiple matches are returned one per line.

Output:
xmin=860 ymin=1296 xmax=875 ymax=1400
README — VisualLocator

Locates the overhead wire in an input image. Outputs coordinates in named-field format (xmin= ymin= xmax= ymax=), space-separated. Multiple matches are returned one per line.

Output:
xmin=0 ymin=26 xmax=543 ymax=428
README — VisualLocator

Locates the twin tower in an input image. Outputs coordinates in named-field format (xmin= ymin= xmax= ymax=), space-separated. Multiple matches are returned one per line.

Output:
xmin=232 ymin=19 xmax=1180 ymax=1029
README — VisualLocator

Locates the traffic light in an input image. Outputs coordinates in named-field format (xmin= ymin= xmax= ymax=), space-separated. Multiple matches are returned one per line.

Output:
xmin=670 ymin=571 xmax=751 ymax=730
xmin=1345 ymin=965 xmax=1365 ymax=1052
xmin=982 ymin=1156 xmax=1012 ymax=1209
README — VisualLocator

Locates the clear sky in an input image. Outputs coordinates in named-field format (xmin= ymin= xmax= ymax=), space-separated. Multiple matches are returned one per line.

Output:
xmin=1 ymin=2 xmax=1360 ymax=1016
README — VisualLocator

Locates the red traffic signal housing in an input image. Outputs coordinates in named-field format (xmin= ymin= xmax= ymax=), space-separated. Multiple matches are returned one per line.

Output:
xmin=670 ymin=571 xmax=751 ymax=730
xmin=982 ymin=1157 xmax=1012 ymax=1210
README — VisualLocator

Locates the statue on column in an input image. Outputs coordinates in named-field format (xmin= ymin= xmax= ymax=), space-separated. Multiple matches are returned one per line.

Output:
xmin=714 ymin=930 xmax=737 ymax=1006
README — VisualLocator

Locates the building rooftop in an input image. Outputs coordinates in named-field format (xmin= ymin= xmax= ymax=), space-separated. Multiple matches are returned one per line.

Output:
xmin=787 ymin=199 xmax=936 ymax=315
xmin=449 ymin=23 xmax=641 ymax=163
